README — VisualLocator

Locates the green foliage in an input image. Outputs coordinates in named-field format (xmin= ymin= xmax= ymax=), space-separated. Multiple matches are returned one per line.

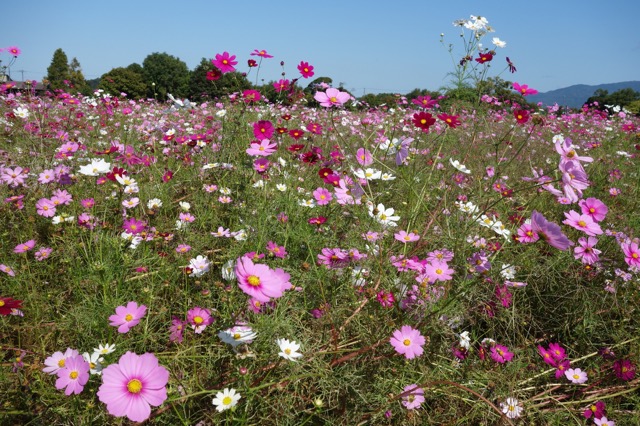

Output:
xmin=587 ymin=87 xmax=640 ymax=111
xmin=187 ymin=58 xmax=252 ymax=101
xmin=68 ymin=57 xmax=91 ymax=95
xmin=46 ymin=48 xmax=71 ymax=91
xmin=359 ymin=92 xmax=400 ymax=108
xmin=98 ymin=67 xmax=148 ymax=99
xmin=142 ymin=52 xmax=190 ymax=100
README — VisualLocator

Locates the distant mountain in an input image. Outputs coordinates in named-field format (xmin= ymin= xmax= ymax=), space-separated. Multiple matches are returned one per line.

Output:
xmin=527 ymin=81 xmax=640 ymax=108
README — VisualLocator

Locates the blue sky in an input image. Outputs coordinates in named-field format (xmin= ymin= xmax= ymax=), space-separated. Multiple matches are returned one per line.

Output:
xmin=1 ymin=0 xmax=639 ymax=95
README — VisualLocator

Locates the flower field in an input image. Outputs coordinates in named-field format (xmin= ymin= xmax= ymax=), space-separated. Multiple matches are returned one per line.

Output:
xmin=2 ymin=17 xmax=640 ymax=426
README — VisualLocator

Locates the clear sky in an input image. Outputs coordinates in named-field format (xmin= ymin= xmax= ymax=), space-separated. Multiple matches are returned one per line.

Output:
xmin=1 ymin=0 xmax=639 ymax=95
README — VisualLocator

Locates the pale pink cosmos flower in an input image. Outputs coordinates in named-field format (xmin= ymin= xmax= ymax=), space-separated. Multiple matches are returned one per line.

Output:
xmin=390 ymin=325 xmax=426 ymax=359
xmin=401 ymin=384 xmax=425 ymax=410
xmin=394 ymin=230 xmax=420 ymax=243
xmin=0 ymin=264 xmax=16 ymax=276
xmin=108 ymin=301 xmax=147 ymax=333
xmin=246 ymin=139 xmax=277 ymax=156
xmin=421 ymin=259 xmax=454 ymax=282
xmin=314 ymin=88 xmax=351 ymax=107
xmin=0 ymin=167 xmax=26 ymax=187
xmin=235 ymin=256 xmax=290 ymax=302
xmin=531 ymin=210 xmax=573 ymax=251
xmin=565 ymin=367 xmax=588 ymax=384
xmin=574 ymin=237 xmax=601 ymax=264
xmin=43 ymin=348 xmax=80 ymax=375
xmin=186 ymin=307 xmax=214 ymax=334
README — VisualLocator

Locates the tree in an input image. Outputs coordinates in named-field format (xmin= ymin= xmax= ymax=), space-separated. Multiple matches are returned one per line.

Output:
xmin=46 ymin=48 xmax=71 ymax=91
xmin=586 ymin=88 xmax=640 ymax=112
xmin=142 ymin=52 xmax=189 ymax=100
xmin=98 ymin=67 xmax=148 ymax=99
xmin=68 ymin=57 xmax=90 ymax=95
xmin=187 ymin=58 xmax=251 ymax=101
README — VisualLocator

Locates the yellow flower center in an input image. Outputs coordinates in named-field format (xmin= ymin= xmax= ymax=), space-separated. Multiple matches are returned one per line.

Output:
xmin=573 ymin=374 xmax=580 ymax=379
xmin=222 ymin=396 xmax=233 ymax=405
xmin=125 ymin=314 xmax=133 ymax=321
xmin=233 ymin=333 xmax=241 ymax=340
xmin=330 ymin=96 xmax=337 ymax=102
xmin=403 ymin=339 xmax=411 ymax=346
xmin=435 ymin=269 xmax=443 ymax=275
xmin=127 ymin=379 xmax=143 ymax=394
xmin=247 ymin=275 xmax=261 ymax=286
xmin=578 ymin=220 xmax=587 ymax=227
xmin=285 ymin=348 xmax=291 ymax=355
xmin=194 ymin=316 xmax=203 ymax=324
xmin=0 ymin=301 xmax=4 ymax=307
xmin=69 ymin=371 xmax=78 ymax=379
xmin=58 ymin=359 xmax=66 ymax=368
xmin=633 ymin=253 xmax=639 ymax=259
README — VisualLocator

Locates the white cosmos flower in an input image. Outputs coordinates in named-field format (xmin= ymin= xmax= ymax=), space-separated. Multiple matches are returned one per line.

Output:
xmin=218 ymin=325 xmax=257 ymax=347
xmin=277 ymin=338 xmax=303 ymax=361
xmin=147 ymin=198 xmax=163 ymax=209
xmin=78 ymin=159 xmax=111 ymax=176
xmin=492 ymin=37 xmax=506 ymax=48
xmin=212 ymin=388 xmax=241 ymax=412
xmin=13 ymin=107 xmax=29 ymax=119
xmin=369 ymin=203 xmax=400 ymax=227
xmin=500 ymin=397 xmax=523 ymax=419
xmin=449 ymin=158 xmax=471 ymax=174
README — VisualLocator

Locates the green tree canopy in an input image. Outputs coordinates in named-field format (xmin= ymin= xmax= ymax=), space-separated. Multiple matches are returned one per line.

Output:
xmin=187 ymin=58 xmax=251 ymax=101
xmin=68 ymin=57 xmax=90 ymax=95
xmin=142 ymin=52 xmax=189 ymax=100
xmin=46 ymin=48 xmax=71 ymax=91
xmin=98 ymin=67 xmax=148 ymax=99
xmin=586 ymin=88 xmax=640 ymax=111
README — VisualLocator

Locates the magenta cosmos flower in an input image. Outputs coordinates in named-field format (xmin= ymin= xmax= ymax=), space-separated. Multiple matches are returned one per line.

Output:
xmin=97 ymin=352 xmax=169 ymax=423
xmin=235 ymin=256 xmax=291 ymax=302
xmin=530 ymin=210 xmax=573 ymax=251
xmin=314 ymin=88 xmax=350 ymax=107
xmin=389 ymin=325 xmax=426 ymax=359
xmin=297 ymin=61 xmax=314 ymax=78
xmin=186 ymin=306 xmax=214 ymax=334
xmin=109 ymin=301 xmax=147 ymax=333
xmin=512 ymin=82 xmax=538 ymax=96
xmin=55 ymin=354 xmax=90 ymax=395
xmin=563 ymin=210 xmax=603 ymax=236
xmin=212 ymin=52 xmax=237 ymax=73
xmin=579 ymin=197 xmax=608 ymax=222
xmin=490 ymin=344 xmax=514 ymax=364
xmin=13 ymin=239 xmax=36 ymax=253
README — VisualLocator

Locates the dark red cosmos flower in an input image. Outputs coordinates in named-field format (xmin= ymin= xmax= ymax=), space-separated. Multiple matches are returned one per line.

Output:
xmin=287 ymin=144 xmax=305 ymax=152
xmin=318 ymin=167 xmax=334 ymax=180
xmin=288 ymin=129 xmax=305 ymax=140
xmin=106 ymin=167 xmax=127 ymax=182
xmin=506 ymin=57 xmax=517 ymax=73
xmin=475 ymin=52 xmax=494 ymax=64
xmin=206 ymin=68 xmax=222 ymax=81
xmin=0 ymin=297 xmax=23 ymax=316
xmin=437 ymin=113 xmax=461 ymax=128
xmin=412 ymin=112 xmax=436 ymax=132
xmin=247 ymin=59 xmax=258 ymax=68
xmin=613 ymin=359 xmax=636 ymax=381
xmin=276 ymin=127 xmax=288 ymax=135
xmin=514 ymin=109 xmax=530 ymax=124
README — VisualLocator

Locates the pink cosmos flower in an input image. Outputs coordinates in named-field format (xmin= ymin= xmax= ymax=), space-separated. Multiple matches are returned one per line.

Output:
xmin=512 ymin=82 xmax=539 ymax=96
xmin=55 ymin=354 xmax=90 ymax=395
xmin=356 ymin=148 xmax=373 ymax=166
xmin=579 ymin=197 xmax=608 ymax=222
xmin=376 ymin=290 xmax=395 ymax=308
xmin=312 ymin=187 xmax=333 ymax=205
xmin=235 ymin=256 xmax=290 ymax=302
xmin=412 ymin=95 xmax=438 ymax=109
xmin=537 ymin=345 xmax=557 ymax=366
xmin=273 ymin=79 xmax=290 ymax=93
xmin=7 ymin=46 xmax=21 ymax=56
xmin=389 ymin=325 xmax=426 ymax=359
xmin=38 ymin=169 xmax=56 ymax=184
xmin=565 ymin=367 xmax=588 ymax=384
xmin=574 ymin=237 xmax=601 ymax=264
xmin=108 ymin=301 xmax=147 ymax=333
xmin=43 ymin=348 xmax=80 ymax=375
xmin=13 ymin=240 xmax=36 ymax=254
xmin=212 ymin=52 xmax=237 ymax=73
xmin=555 ymin=359 xmax=571 ymax=379
xmin=266 ymin=241 xmax=287 ymax=259
xmin=97 ymin=352 xmax=169 ymax=423
xmin=401 ymin=384 xmax=425 ymax=410
xmin=620 ymin=241 xmax=640 ymax=268
xmin=563 ymin=210 xmax=603 ymax=236
xmin=169 ymin=317 xmax=186 ymax=343
xmin=314 ymin=88 xmax=350 ymax=107
xmin=0 ymin=264 xmax=15 ymax=276
xmin=490 ymin=344 xmax=514 ymax=364
xmin=516 ymin=221 xmax=539 ymax=243
xmin=594 ymin=416 xmax=615 ymax=426
xmin=530 ymin=211 xmax=573 ymax=251
xmin=394 ymin=230 xmax=420 ymax=243
xmin=297 ymin=61 xmax=314 ymax=78
xmin=186 ymin=306 xmax=214 ymax=334
xmin=246 ymin=139 xmax=277 ymax=156
xmin=250 ymin=49 xmax=273 ymax=58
